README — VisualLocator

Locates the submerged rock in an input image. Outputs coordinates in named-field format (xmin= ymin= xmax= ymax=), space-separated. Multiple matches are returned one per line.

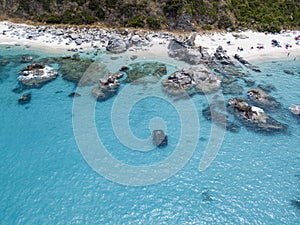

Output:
xmin=152 ymin=130 xmax=168 ymax=147
xmin=162 ymin=65 xmax=221 ymax=97
xmin=228 ymin=98 xmax=287 ymax=133
xmin=21 ymin=55 xmax=33 ymax=63
xmin=247 ymin=88 xmax=281 ymax=110
xmin=18 ymin=64 xmax=58 ymax=87
xmin=92 ymin=72 xmax=123 ymax=101
xmin=123 ymin=62 xmax=167 ymax=84
xmin=68 ymin=92 xmax=81 ymax=97
xmin=202 ymin=101 xmax=240 ymax=132
xmin=222 ymin=82 xmax=244 ymax=95
xmin=18 ymin=92 xmax=31 ymax=104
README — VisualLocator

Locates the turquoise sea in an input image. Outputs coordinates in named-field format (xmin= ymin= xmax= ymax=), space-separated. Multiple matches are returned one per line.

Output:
xmin=0 ymin=45 xmax=299 ymax=224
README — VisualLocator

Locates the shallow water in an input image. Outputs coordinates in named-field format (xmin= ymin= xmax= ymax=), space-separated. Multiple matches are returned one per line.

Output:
xmin=0 ymin=45 xmax=299 ymax=224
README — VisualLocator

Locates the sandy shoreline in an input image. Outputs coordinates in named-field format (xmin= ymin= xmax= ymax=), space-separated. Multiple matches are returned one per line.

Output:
xmin=0 ymin=21 xmax=300 ymax=62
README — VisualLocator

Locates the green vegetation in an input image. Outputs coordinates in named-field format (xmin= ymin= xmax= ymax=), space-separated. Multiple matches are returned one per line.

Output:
xmin=5 ymin=0 xmax=300 ymax=32
xmin=126 ymin=15 xmax=145 ymax=28
xmin=146 ymin=16 xmax=162 ymax=30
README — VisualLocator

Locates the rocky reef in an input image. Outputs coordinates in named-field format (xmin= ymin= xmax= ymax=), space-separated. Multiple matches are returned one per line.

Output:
xmin=18 ymin=63 xmax=58 ymax=87
xmin=247 ymin=88 xmax=281 ymax=110
xmin=162 ymin=65 xmax=221 ymax=97
xmin=228 ymin=98 xmax=287 ymax=133
xmin=152 ymin=130 xmax=168 ymax=147
xmin=123 ymin=62 xmax=167 ymax=84
xmin=91 ymin=72 xmax=123 ymax=101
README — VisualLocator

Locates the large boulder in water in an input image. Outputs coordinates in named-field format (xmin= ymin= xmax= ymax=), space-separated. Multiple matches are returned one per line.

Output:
xmin=228 ymin=98 xmax=287 ymax=133
xmin=91 ymin=72 xmax=123 ymax=101
xmin=152 ymin=130 xmax=168 ymax=147
xmin=106 ymin=38 xmax=127 ymax=53
xmin=162 ymin=65 xmax=221 ymax=97
xmin=17 ymin=64 xmax=58 ymax=88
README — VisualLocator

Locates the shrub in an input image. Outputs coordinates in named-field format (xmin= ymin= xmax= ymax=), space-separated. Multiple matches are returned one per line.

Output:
xmin=146 ymin=16 xmax=161 ymax=30
xmin=126 ymin=15 xmax=145 ymax=28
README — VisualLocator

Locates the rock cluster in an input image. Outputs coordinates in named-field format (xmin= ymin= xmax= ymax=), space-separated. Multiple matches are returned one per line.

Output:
xmin=92 ymin=72 xmax=123 ymax=101
xmin=228 ymin=98 xmax=287 ymax=132
xmin=18 ymin=64 xmax=58 ymax=87
xmin=162 ymin=65 xmax=221 ymax=97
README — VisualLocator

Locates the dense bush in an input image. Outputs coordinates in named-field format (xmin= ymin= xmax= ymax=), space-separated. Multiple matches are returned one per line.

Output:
xmin=146 ymin=16 xmax=161 ymax=30
xmin=126 ymin=15 xmax=145 ymax=28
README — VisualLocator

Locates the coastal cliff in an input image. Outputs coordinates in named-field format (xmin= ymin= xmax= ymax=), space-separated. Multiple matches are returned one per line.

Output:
xmin=0 ymin=0 xmax=299 ymax=32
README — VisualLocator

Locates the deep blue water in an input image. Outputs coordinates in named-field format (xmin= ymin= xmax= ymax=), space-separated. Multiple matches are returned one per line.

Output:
xmin=0 ymin=45 xmax=299 ymax=224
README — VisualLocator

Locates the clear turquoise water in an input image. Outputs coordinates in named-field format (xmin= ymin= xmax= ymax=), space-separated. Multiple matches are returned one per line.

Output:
xmin=0 ymin=45 xmax=299 ymax=224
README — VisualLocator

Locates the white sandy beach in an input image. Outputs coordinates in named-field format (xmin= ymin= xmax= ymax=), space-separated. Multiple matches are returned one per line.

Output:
xmin=0 ymin=21 xmax=300 ymax=62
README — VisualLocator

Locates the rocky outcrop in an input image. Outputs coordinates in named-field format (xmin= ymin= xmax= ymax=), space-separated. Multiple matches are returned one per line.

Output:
xmin=18 ymin=64 xmax=58 ymax=87
xmin=289 ymin=104 xmax=300 ymax=116
xmin=162 ymin=65 xmax=221 ymax=97
xmin=213 ymin=46 xmax=235 ymax=66
xmin=228 ymin=98 xmax=287 ymax=133
xmin=247 ymin=88 xmax=281 ymax=110
xmin=91 ymin=72 xmax=123 ymax=101
xmin=152 ymin=130 xmax=168 ymax=147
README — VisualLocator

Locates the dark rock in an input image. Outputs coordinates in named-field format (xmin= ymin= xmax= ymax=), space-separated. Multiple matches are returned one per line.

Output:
xmin=228 ymin=98 xmax=287 ymax=133
xmin=68 ymin=92 xmax=81 ymax=97
xmin=213 ymin=45 xmax=235 ymax=65
xmin=120 ymin=66 xmax=129 ymax=71
xmin=291 ymin=199 xmax=300 ymax=210
xmin=234 ymin=54 xmax=261 ymax=72
xmin=18 ymin=92 xmax=31 ymax=104
xmin=283 ymin=70 xmax=295 ymax=75
xmin=257 ymin=84 xmax=277 ymax=93
xmin=152 ymin=130 xmax=168 ymax=147
xmin=247 ymin=88 xmax=281 ymax=110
